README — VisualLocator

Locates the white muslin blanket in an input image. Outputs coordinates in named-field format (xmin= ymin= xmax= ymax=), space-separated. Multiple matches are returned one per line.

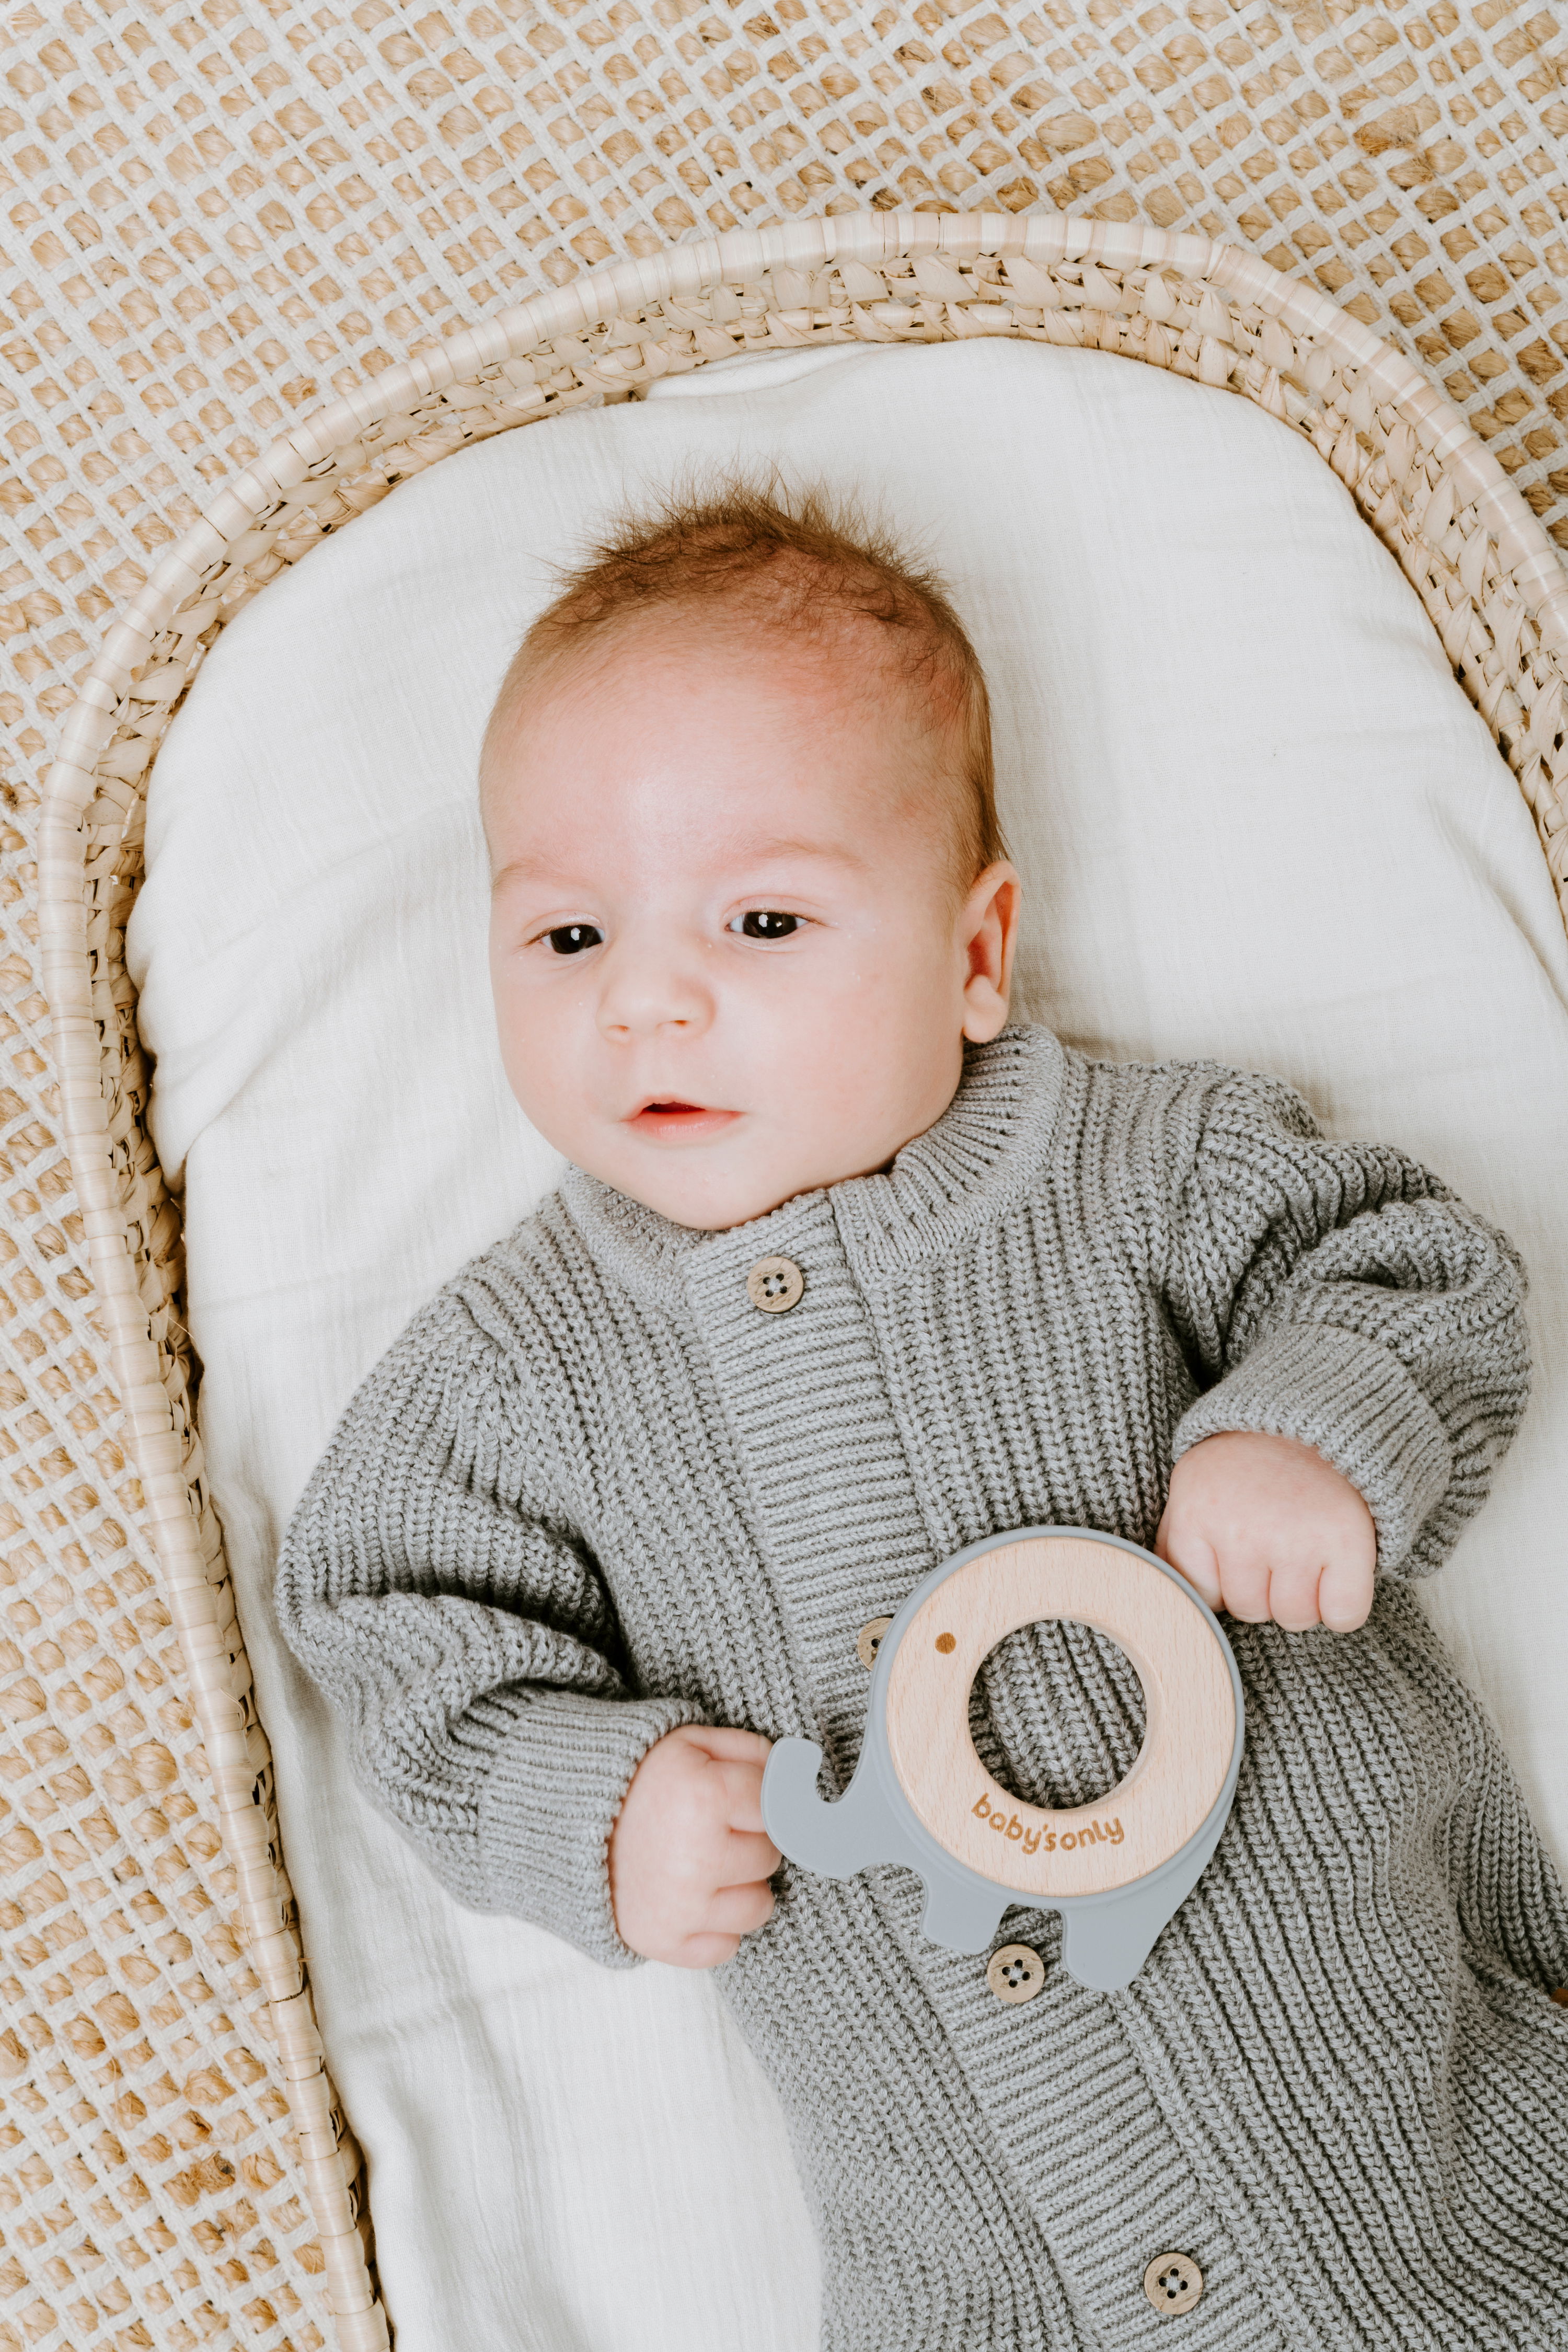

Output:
xmin=129 ymin=337 xmax=1568 ymax=2350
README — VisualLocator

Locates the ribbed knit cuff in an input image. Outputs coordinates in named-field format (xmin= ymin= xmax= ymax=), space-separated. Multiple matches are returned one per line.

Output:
xmin=477 ymin=1687 xmax=707 ymax=1967
xmin=1171 ymin=1321 xmax=1451 ymax=1574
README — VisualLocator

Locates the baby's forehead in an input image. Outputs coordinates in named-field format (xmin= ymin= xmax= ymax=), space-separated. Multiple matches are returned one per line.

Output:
xmin=561 ymin=594 xmax=926 ymax=704
xmin=482 ymin=590 xmax=988 ymax=900
xmin=485 ymin=608 xmax=939 ymax=814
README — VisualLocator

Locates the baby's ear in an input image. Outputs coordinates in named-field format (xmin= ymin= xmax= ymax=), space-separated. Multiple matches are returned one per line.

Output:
xmin=960 ymin=861 xmax=1021 ymax=1041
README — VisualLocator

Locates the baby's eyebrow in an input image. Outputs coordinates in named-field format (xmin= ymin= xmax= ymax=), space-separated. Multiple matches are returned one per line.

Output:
xmin=490 ymin=848 xmax=615 ymax=895
xmin=727 ymin=835 xmax=872 ymax=869
xmin=489 ymin=837 xmax=869 ymax=894
xmin=490 ymin=855 xmax=557 ymax=895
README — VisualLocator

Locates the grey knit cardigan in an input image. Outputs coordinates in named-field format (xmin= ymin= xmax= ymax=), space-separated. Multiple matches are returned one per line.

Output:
xmin=277 ymin=1027 xmax=1568 ymax=2352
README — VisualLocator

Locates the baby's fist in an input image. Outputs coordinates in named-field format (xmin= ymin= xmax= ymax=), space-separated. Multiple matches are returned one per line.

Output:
xmin=608 ymin=1723 xmax=779 ymax=1968
xmin=1156 ymin=1431 xmax=1376 ymax=1632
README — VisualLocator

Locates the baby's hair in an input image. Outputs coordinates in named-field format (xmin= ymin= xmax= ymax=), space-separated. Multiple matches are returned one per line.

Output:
xmin=480 ymin=477 xmax=1006 ymax=887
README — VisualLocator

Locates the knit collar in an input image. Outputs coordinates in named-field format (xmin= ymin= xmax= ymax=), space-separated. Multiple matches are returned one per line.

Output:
xmin=558 ymin=1023 xmax=1067 ymax=1312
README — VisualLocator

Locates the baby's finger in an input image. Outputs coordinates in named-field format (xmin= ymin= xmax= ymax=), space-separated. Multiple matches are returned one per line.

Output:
xmin=691 ymin=1726 xmax=774 ymax=1767
xmin=716 ymin=1828 xmax=781 ymax=1887
xmin=1215 ymin=1553 xmax=1272 ymax=1622
xmin=1265 ymin=1555 xmax=1327 ymax=1631
xmin=714 ymin=1757 xmax=771 ymax=1833
xmin=1155 ymin=1521 xmax=1222 ymax=1610
xmin=706 ymin=1879 xmax=776 ymax=1938
xmin=670 ymin=1931 xmax=743 ymax=1970
xmin=1318 ymin=1547 xmax=1376 ymax=1632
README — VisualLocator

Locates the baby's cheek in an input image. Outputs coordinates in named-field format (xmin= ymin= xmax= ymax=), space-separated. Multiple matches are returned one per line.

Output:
xmin=494 ymin=991 xmax=593 ymax=1139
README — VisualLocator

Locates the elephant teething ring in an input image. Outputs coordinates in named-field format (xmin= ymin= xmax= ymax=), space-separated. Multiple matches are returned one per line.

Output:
xmin=762 ymin=1527 xmax=1244 ymax=1992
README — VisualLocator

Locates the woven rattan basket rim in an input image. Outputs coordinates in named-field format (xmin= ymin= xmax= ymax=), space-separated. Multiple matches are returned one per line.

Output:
xmin=35 ymin=208 xmax=1568 ymax=2349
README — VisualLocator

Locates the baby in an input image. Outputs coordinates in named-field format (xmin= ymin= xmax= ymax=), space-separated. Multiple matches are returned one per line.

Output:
xmin=279 ymin=486 xmax=1568 ymax=2350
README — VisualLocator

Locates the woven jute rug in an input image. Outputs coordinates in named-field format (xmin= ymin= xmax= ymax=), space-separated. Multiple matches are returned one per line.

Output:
xmin=4 ymin=6 xmax=1567 ymax=2349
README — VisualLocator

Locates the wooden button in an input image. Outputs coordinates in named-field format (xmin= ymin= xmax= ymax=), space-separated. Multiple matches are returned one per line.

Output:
xmin=856 ymin=1617 xmax=893 ymax=1670
xmin=1143 ymin=2253 xmax=1203 ymax=2315
xmin=746 ymin=1255 xmax=804 ymax=1313
xmin=985 ymin=1942 xmax=1045 ymax=2004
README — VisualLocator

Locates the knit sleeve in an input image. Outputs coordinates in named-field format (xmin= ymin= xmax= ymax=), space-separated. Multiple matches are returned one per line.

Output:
xmin=1160 ymin=1066 xmax=1530 ymax=1578
xmin=274 ymin=1283 xmax=706 ymax=1966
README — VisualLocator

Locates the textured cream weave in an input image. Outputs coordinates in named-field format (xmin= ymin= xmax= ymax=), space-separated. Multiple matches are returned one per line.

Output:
xmin=4 ymin=5 xmax=1568 ymax=2350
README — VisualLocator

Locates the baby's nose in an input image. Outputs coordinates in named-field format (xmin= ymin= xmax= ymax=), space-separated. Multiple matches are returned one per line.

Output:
xmin=594 ymin=942 xmax=711 ymax=1037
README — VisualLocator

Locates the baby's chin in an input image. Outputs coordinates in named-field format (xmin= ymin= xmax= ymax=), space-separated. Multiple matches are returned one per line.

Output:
xmin=579 ymin=1121 xmax=887 ymax=1232
xmin=599 ymin=1152 xmax=817 ymax=1233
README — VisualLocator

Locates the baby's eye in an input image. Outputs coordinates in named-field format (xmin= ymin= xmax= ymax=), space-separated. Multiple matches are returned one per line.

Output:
xmin=731 ymin=910 xmax=800 ymax=941
xmin=543 ymin=923 xmax=603 ymax=955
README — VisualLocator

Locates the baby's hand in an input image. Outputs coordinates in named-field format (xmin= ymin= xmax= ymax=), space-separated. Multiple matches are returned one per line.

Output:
xmin=609 ymin=1724 xmax=780 ymax=1967
xmin=1155 ymin=1431 xmax=1376 ymax=1632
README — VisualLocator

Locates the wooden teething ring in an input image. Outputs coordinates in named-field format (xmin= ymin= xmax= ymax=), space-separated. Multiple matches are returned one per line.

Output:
xmin=763 ymin=1525 xmax=1245 ymax=1984
xmin=886 ymin=1534 xmax=1236 ymax=1900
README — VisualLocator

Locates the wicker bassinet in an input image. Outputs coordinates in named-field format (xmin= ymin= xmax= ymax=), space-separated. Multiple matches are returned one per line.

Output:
xmin=31 ymin=202 xmax=1568 ymax=2350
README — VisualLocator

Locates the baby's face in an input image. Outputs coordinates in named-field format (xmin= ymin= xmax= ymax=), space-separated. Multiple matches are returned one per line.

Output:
xmin=485 ymin=618 xmax=1017 ymax=1230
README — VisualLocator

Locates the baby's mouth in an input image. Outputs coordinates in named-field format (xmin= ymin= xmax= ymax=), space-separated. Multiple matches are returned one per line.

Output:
xmin=626 ymin=1098 xmax=741 ymax=1141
